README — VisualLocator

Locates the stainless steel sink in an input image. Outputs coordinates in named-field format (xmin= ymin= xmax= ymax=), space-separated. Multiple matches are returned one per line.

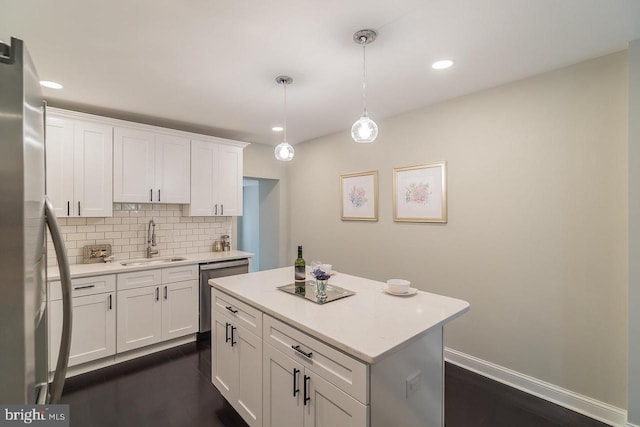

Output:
xmin=120 ymin=256 xmax=187 ymax=267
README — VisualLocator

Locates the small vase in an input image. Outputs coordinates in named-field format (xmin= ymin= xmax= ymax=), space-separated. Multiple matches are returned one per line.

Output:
xmin=316 ymin=279 xmax=328 ymax=301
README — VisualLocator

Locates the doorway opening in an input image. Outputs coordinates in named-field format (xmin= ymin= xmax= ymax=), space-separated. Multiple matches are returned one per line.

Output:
xmin=238 ymin=177 xmax=280 ymax=272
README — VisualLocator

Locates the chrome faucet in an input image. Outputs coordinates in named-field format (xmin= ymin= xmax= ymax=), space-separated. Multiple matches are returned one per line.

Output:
xmin=146 ymin=218 xmax=158 ymax=258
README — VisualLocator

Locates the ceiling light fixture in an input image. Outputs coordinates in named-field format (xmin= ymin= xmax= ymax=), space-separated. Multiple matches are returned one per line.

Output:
xmin=274 ymin=76 xmax=294 ymax=161
xmin=40 ymin=80 xmax=63 ymax=89
xmin=351 ymin=29 xmax=378 ymax=143
xmin=432 ymin=59 xmax=454 ymax=70
xmin=272 ymin=126 xmax=283 ymax=132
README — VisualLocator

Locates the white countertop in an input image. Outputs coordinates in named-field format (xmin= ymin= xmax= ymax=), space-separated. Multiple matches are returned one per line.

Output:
xmin=209 ymin=267 xmax=469 ymax=364
xmin=48 ymin=250 xmax=254 ymax=280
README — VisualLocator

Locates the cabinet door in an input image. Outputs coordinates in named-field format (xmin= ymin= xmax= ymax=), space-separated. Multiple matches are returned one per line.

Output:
xmin=113 ymin=127 xmax=155 ymax=203
xmin=49 ymin=293 xmax=116 ymax=368
xmin=161 ymin=280 xmax=198 ymax=340
xmin=217 ymin=144 xmax=243 ymax=216
xmin=212 ymin=312 xmax=236 ymax=402
xmin=73 ymin=121 xmax=113 ymax=217
xmin=117 ymin=286 xmax=162 ymax=352
xmin=189 ymin=140 xmax=216 ymax=216
xmin=155 ymin=134 xmax=190 ymax=204
xmin=263 ymin=344 xmax=304 ymax=427
xmin=45 ymin=116 xmax=74 ymax=217
xmin=304 ymin=370 xmax=368 ymax=427
xmin=236 ymin=325 xmax=262 ymax=426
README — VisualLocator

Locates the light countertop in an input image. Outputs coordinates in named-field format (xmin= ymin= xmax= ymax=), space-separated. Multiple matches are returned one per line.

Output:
xmin=48 ymin=250 xmax=254 ymax=280
xmin=209 ymin=267 xmax=469 ymax=364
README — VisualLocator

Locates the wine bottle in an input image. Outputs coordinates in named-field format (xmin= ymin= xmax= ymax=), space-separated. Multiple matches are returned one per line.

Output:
xmin=294 ymin=245 xmax=306 ymax=294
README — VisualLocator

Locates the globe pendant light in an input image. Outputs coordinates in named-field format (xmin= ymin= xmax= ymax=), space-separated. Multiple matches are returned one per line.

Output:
xmin=274 ymin=76 xmax=295 ymax=161
xmin=351 ymin=29 xmax=378 ymax=143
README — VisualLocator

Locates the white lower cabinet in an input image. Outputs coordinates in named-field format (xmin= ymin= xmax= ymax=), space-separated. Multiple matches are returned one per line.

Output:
xmin=263 ymin=344 xmax=367 ymax=427
xmin=117 ymin=265 xmax=198 ymax=353
xmin=48 ymin=276 xmax=117 ymax=369
xmin=212 ymin=290 xmax=368 ymax=427
xmin=212 ymin=298 xmax=263 ymax=426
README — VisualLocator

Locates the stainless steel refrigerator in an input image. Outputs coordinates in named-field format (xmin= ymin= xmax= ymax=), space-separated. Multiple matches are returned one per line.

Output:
xmin=0 ymin=37 xmax=73 ymax=405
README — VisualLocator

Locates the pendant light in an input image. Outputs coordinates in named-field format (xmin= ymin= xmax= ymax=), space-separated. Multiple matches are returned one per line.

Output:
xmin=351 ymin=29 xmax=378 ymax=143
xmin=274 ymin=76 xmax=294 ymax=161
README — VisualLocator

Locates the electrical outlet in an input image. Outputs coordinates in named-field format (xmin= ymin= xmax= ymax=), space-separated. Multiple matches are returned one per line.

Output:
xmin=406 ymin=370 xmax=422 ymax=398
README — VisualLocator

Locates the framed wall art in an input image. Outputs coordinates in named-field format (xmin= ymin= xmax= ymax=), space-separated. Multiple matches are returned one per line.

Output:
xmin=393 ymin=162 xmax=447 ymax=223
xmin=340 ymin=171 xmax=378 ymax=221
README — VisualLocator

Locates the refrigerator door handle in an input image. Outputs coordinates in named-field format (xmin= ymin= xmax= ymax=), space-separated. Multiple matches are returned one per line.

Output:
xmin=45 ymin=197 xmax=72 ymax=404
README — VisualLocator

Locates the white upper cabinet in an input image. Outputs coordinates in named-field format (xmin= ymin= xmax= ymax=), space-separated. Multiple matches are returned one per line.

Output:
xmin=113 ymin=127 xmax=155 ymax=203
xmin=113 ymin=128 xmax=191 ymax=203
xmin=46 ymin=114 xmax=113 ymax=217
xmin=154 ymin=134 xmax=191 ymax=204
xmin=185 ymin=140 xmax=243 ymax=216
xmin=113 ymin=127 xmax=190 ymax=203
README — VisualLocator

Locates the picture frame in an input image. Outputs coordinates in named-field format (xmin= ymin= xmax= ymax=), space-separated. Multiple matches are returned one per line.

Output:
xmin=393 ymin=162 xmax=447 ymax=223
xmin=340 ymin=171 xmax=378 ymax=221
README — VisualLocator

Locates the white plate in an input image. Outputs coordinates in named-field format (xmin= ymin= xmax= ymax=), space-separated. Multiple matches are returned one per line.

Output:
xmin=383 ymin=287 xmax=418 ymax=296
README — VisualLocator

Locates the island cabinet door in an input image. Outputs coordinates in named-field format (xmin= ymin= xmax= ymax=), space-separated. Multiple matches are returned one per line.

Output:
xmin=304 ymin=370 xmax=368 ymax=427
xmin=212 ymin=313 xmax=236 ymax=402
xmin=263 ymin=343 xmax=304 ymax=427
xmin=235 ymin=324 xmax=262 ymax=426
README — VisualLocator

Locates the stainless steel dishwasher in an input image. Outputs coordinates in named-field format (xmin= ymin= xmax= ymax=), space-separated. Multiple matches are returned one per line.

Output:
xmin=199 ymin=258 xmax=250 ymax=333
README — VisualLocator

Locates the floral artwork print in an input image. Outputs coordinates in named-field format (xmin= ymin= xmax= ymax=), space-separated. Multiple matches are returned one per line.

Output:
xmin=349 ymin=186 xmax=368 ymax=208
xmin=341 ymin=171 xmax=378 ymax=221
xmin=404 ymin=182 xmax=430 ymax=205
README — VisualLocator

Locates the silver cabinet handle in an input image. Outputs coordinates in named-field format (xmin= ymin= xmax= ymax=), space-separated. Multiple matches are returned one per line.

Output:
xmin=292 ymin=345 xmax=313 ymax=359
xmin=45 ymin=197 xmax=72 ymax=404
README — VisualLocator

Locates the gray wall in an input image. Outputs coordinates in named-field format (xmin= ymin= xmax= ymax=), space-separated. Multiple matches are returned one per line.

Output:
xmin=629 ymin=39 xmax=640 ymax=425
xmin=288 ymin=52 xmax=628 ymax=408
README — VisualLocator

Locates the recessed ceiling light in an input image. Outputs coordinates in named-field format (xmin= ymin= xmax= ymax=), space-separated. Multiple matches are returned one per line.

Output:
xmin=272 ymin=126 xmax=283 ymax=132
xmin=40 ymin=80 xmax=63 ymax=89
xmin=431 ymin=60 xmax=455 ymax=70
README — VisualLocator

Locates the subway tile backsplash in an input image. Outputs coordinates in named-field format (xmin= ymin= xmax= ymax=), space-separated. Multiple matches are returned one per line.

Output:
xmin=47 ymin=203 xmax=232 ymax=266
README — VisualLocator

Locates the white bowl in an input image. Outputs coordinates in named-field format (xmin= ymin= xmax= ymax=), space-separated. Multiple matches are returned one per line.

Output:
xmin=386 ymin=279 xmax=411 ymax=294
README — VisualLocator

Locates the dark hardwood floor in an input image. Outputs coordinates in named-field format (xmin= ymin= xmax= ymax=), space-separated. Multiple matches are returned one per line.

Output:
xmin=61 ymin=338 xmax=610 ymax=427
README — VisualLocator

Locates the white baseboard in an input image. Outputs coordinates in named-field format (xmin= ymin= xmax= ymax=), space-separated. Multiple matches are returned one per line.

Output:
xmin=444 ymin=347 xmax=627 ymax=427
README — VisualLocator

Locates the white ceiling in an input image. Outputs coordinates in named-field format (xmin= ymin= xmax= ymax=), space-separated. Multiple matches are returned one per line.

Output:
xmin=2 ymin=0 xmax=640 ymax=145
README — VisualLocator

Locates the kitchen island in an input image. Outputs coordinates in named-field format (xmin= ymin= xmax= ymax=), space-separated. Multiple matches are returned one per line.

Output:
xmin=209 ymin=267 xmax=469 ymax=427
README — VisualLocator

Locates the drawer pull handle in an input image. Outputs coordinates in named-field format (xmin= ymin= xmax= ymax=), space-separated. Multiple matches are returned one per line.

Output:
xmin=225 ymin=322 xmax=230 ymax=343
xmin=108 ymin=294 xmax=112 ymax=310
xmin=164 ymin=286 xmax=167 ymax=300
xmin=67 ymin=201 xmax=70 ymax=216
xmin=292 ymin=345 xmax=313 ymax=359
xmin=292 ymin=368 xmax=300 ymax=397
xmin=230 ymin=325 xmax=237 ymax=346
xmin=155 ymin=287 xmax=159 ymax=301
xmin=74 ymin=284 xmax=95 ymax=290
xmin=303 ymin=375 xmax=310 ymax=405
xmin=150 ymin=188 xmax=153 ymax=202
xmin=225 ymin=306 xmax=238 ymax=314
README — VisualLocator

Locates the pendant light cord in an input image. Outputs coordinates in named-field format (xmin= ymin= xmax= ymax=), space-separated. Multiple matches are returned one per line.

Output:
xmin=361 ymin=38 xmax=368 ymax=115
xmin=283 ymin=81 xmax=288 ymax=142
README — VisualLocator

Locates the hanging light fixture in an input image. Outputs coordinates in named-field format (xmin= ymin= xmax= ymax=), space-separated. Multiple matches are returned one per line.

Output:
xmin=351 ymin=29 xmax=378 ymax=143
xmin=274 ymin=75 xmax=295 ymax=161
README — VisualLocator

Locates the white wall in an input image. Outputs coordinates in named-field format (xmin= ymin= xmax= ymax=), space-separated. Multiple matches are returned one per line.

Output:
xmin=628 ymin=39 xmax=640 ymax=425
xmin=288 ymin=52 xmax=628 ymax=408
